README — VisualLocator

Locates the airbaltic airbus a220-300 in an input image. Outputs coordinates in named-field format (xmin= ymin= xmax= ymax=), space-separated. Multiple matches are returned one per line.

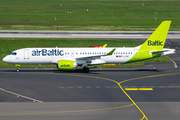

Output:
xmin=3 ymin=21 xmax=175 ymax=72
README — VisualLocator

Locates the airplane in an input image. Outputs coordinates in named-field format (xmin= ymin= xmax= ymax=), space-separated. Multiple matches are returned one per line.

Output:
xmin=2 ymin=21 xmax=175 ymax=73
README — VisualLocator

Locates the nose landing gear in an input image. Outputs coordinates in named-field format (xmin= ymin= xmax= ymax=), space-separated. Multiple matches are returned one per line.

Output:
xmin=15 ymin=64 xmax=20 ymax=72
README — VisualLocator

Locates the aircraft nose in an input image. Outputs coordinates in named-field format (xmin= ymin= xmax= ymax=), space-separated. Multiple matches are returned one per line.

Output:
xmin=2 ymin=56 xmax=8 ymax=62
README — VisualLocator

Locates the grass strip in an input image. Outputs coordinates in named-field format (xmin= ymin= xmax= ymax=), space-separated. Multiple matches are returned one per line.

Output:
xmin=0 ymin=0 xmax=180 ymax=31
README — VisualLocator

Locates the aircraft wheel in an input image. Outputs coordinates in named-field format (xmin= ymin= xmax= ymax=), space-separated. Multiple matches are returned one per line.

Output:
xmin=16 ymin=67 xmax=20 ymax=72
xmin=83 ymin=67 xmax=89 ymax=73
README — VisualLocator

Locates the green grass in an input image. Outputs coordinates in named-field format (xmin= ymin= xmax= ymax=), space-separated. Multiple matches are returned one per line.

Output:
xmin=0 ymin=0 xmax=180 ymax=30
xmin=0 ymin=38 xmax=171 ymax=68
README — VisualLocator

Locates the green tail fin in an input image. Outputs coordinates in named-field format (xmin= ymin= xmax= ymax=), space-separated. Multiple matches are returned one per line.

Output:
xmin=140 ymin=21 xmax=171 ymax=51
xmin=126 ymin=21 xmax=171 ymax=63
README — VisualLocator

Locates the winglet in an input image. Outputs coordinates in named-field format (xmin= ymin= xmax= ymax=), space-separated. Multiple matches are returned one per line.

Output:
xmin=102 ymin=44 xmax=107 ymax=48
xmin=106 ymin=48 xmax=116 ymax=55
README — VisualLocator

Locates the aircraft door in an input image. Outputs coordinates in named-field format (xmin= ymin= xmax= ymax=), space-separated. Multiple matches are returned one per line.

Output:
xmin=24 ymin=49 xmax=29 ymax=59
xmin=134 ymin=49 xmax=139 ymax=59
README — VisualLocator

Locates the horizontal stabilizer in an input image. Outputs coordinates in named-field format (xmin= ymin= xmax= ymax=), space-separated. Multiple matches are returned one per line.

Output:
xmin=151 ymin=50 xmax=169 ymax=54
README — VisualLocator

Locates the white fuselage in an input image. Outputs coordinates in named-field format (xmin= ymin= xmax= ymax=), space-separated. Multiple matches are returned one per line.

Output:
xmin=3 ymin=47 xmax=137 ymax=65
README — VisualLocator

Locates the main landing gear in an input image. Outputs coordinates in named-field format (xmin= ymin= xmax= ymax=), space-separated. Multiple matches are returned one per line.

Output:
xmin=83 ymin=67 xmax=89 ymax=73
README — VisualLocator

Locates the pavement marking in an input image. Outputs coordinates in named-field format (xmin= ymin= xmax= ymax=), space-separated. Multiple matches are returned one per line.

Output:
xmin=105 ymin=86 xmax=110 ymax=88
xmin=125 ymin=88 xmax=153 ymax=91
xmin=86 ymin=86 xmax=92 ymax=88
xmin=166 ymin=56 xmax=178 ymax=68
xmin=95 ymin=86 xmax=100 ymax=88
xmin=139 ymin=88 xmax=153 ymax=91
xmin=0 ymin=103 xmax=134 ymax=116
xmin=77 ymin=86 xmax=82 ymax=88
xmin=159 ymin=86 xmax=164 ymax=88
xmin=168 ymin=86 xmax=174 ymax=88
xmin=60 ymin=86 xmax=180 ymax=89
xmin=125 ymin=88 xmax=138 ymax=91
xmin=114 ymin=86 xmax=119 ymax=88
xmin=71 ymin=34 xmax=143 ymax=37
xmin=0 ymin=88 xmax=43 ymax=103
xmin=68 ymin=87 xmax=74 ymax=88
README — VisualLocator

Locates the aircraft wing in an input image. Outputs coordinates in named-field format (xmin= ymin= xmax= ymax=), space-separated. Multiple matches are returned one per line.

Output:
xmin=75 ymin=48 xmax=116 ymax=60
xmin=75 ymin=48 xmax=116 ymax=65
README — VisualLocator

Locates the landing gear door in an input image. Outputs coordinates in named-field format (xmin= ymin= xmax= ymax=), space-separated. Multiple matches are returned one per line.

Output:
xmin=134 ymin=49 xmax=139 ymax=59
xmin=24 ymin=49 xmax=29 ymax=59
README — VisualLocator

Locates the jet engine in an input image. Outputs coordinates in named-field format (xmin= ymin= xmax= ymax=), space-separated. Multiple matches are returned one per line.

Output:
xmin=57 ymin=60 xmax=77 ymax=71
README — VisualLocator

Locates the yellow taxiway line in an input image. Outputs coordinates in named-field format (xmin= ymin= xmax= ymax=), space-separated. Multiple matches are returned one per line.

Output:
xmin=0 ymin=104 xmax=134 ymax=116
xmin=125 ymin=88 xmax=153 ymax=91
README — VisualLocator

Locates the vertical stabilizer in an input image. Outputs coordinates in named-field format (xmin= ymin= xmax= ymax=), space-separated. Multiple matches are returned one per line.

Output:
xmin=140 ymin=21 xmax=171 ymax=51
xmin=127 ymin=21 xmax=171 ymax=63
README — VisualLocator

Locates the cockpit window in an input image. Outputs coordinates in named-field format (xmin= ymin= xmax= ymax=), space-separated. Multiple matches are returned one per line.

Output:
xmin=8 ymin=52 xmax=17 ymax=55
xmin=13 ymin=52 xmax=17 ymax=55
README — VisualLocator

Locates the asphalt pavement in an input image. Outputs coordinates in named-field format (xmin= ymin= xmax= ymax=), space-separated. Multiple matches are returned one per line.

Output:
xmin=0 ymin=30 xmax=180 ymax=39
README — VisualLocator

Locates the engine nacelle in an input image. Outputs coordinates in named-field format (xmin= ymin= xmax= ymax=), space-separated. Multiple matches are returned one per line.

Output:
xmin=58 ymin=60 xmax=77 ymax=71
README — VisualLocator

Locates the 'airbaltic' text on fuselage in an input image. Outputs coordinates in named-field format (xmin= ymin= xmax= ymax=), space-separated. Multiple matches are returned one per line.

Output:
xmin=32 ymin=49 xmax=64 ymax=56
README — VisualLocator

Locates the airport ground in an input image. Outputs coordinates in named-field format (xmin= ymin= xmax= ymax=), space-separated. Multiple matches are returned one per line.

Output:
xmin=1 ymin=67 xmax=180 ymax=120
xmin=0 ymin=33 xmax=180 ymax=120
